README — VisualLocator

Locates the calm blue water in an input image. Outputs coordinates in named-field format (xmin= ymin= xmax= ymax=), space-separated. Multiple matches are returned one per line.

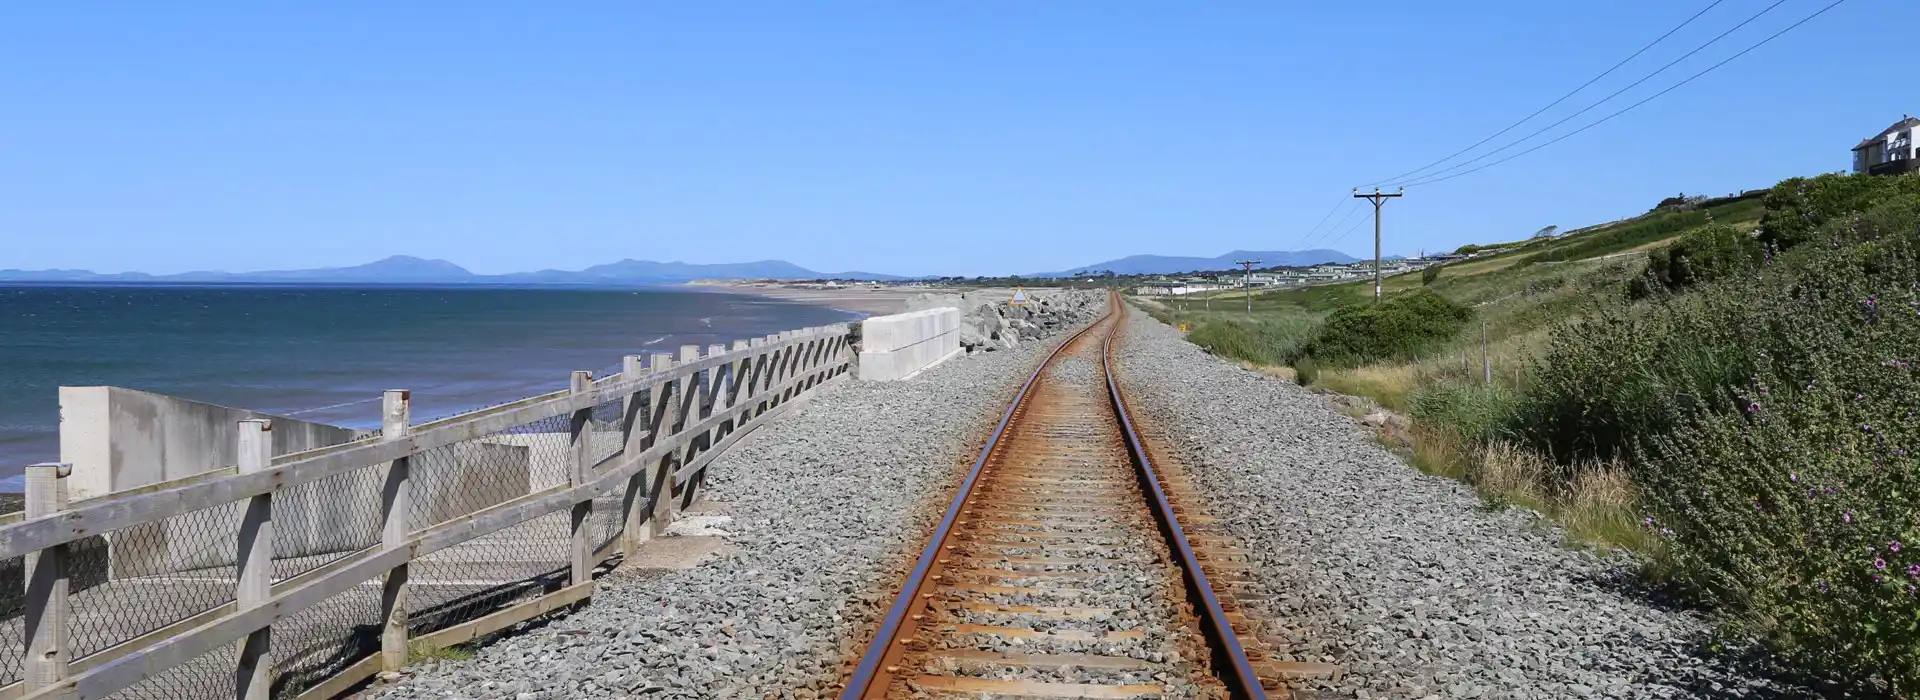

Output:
xmin=0 ymin=284 xmax=859 ymax=489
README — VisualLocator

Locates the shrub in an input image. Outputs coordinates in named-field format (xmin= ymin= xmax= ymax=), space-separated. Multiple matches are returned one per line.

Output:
xmin=1758 ymin=172 xmax=1920 ymax=252
xmin=1524 ymin=220 xmax=1920 ymax=691
xmin=1293 ymin=290 xmax=1472 ymax=367
xmin=1422 ymin=264 xmax=1442 ymax=286
xmin=1632 ymin=239 xmax=1920 ymax=689
xmin=1292 ymin=355 xmax=1319 ymax=386
xmin=1522 ymin=197 xmax=1765 ymax=267
xmin=1409 ymin=381 xmax=1518 ymax=444
xmin=1634 ymin=223 xmax=1764 ymax=294
xmin=1183 ymin=314 xmax=1320 ymax=367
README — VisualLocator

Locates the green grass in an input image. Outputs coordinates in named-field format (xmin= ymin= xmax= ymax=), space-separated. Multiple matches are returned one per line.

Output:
xmin=1132 ymin=192 xmax=1771 ymax=554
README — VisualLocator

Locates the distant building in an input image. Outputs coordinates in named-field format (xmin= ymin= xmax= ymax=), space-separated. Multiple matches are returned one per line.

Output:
xmin=1852 ymin=115 xmax=1920 ymax=176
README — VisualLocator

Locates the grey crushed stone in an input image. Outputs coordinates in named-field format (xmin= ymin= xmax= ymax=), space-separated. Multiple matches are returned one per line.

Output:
xmin=1114 ymin=306 xmax=1815 ymax=700
xmin=370 ymin=292 xmax=1103 ymax=700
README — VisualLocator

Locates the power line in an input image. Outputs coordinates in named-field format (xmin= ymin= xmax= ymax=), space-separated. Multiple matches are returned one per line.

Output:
xmin=1299 ymin=196 xmax=1349 ymax=242
xmin=1401 ymin=0 xmax=1847 ymax=189
xmin=1300 ymin=200 xmax=1366 ymax=250
xmin=1390 ymin=0 xmax=1792 ymax=188
xmin=1359 ymin=0 xmax=1729 ymax=189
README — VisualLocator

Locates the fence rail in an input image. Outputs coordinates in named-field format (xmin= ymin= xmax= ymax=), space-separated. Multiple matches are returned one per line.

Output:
xmin=3 ymin=323 xmax=853 ymax=700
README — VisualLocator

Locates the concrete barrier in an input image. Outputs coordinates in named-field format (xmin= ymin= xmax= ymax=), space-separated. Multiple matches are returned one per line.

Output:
xmin=858 ymin=307 xmax=962 ymax=381
xmin=59 ymin=386 xmax=375 ymax=576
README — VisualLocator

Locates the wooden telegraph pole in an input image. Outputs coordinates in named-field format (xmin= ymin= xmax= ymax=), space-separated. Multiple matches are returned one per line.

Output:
xmin=1354 ymin=187 xmax=1404 ymax=303
xmin=1235 ymin=259 xmax=1260 ymax=314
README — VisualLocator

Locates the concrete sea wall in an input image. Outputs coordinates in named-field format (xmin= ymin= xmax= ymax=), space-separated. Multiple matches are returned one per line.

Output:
xmin=857 ymin=307 xmax=962 ymax=381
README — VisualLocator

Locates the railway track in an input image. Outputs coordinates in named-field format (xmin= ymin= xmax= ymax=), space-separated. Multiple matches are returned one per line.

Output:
xmin=839 ymin=292 xmax=1300 ymax=699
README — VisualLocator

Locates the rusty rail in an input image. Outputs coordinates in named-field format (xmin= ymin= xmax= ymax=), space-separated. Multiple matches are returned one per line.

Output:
xmin=839 ymin=290 xmax=1267 ymax=699
xmin=1102 ymin=301 xmax=1267 ymax=698
xmin=837 ymin=298 xmax=1111 ymax=698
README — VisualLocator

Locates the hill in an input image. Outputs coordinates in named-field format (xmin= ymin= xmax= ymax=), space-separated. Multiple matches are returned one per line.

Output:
xmin=0 ymin=256 xmax=907 ymax=285
xmin=1029 ymin=249 xmax=1357 ymax=277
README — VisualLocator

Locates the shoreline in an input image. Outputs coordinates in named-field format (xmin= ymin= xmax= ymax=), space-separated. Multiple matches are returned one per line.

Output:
xmin=689 ymin=281 xmax=947 ymax=317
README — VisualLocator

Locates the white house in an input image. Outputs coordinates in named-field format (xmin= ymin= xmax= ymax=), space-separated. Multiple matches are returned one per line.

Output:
xmin=1852 ymin=115 xmax=1920 ymax=175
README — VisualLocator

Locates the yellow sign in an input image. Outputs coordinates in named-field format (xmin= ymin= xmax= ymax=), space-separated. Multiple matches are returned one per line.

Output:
xmin=1178 ymin=323 xmax=1190 ymax=332
xmin=1009 ymin=287 xmax=1029 ymax=306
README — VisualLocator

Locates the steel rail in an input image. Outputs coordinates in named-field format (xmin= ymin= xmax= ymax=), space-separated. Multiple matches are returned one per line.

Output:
xmin=837 ymin=299 xmax=1116 ymax=698
xmin=1102 ymin=297 xmax=1268 ymax=699
xmin=840 ymin=290 xmax=1269 ymax=698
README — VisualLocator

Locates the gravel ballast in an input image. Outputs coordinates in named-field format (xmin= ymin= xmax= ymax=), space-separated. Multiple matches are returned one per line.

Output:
xmin=1114 ymin=306 xmax=1810 ymax=700
xmin=371 ymin=293 xmax=1102 ymax=700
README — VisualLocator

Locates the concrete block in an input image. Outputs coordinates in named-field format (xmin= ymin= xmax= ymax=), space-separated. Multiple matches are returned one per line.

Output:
xmin=859 ymin=307 xmax=962 ymax=381
xmin=59 ymin=387 xmax=378 ymax=578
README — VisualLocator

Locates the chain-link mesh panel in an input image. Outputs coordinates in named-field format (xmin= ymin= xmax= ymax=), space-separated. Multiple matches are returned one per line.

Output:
xmin=67 ymin=501 xmax=242 ymax=660
xmin=106 ymin=639 xmax=235 ymax=700
xmin=590 ymin=478 xmax=628 ymax=557
xmin=272 ymin=461 xmax=386 ymax=584
xmin=0 ymin=554 xmax=24 ymax=685
xmin=269 ymin=572 xmax=383 ymax=699
xmin=408 ymin=510 xmax=570 ymax=636
xmin=586 ymin=396 xmax=625 ymax=469
xmin=408 ymin=413 xmax=573 ymax=532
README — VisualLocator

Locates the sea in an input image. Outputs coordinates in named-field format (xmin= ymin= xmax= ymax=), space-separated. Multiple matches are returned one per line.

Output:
xmin=0 ymin=284 xmax=862 ymax=491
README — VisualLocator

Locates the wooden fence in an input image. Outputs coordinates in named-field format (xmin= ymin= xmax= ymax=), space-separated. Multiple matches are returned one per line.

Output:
xmin=1 ymin=324 xmax=853 ymax=700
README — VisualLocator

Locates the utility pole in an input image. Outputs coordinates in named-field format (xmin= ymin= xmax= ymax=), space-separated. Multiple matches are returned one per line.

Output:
xmin=1235 ymin=259 xmax=1260 ymax=314
xmin=1354 ymin=187 xmax=1404 ymax=303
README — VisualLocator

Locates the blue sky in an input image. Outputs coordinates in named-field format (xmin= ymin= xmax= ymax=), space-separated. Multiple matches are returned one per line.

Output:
xmin=1 ymin=1 xmax=1910 ymax=277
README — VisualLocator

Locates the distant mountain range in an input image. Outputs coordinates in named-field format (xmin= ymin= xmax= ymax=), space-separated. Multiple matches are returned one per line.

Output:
xmin=0 ymin=256 xmax=908 ymax=285
xmin=1028 ymin=249 xmax=1359 ymax=277
xmin=3 ymin=248 xmax=1365 ymax=286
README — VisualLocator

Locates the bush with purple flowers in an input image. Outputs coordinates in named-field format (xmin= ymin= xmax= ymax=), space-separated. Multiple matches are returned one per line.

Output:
xmin=1517 ymin=173 xmax=1920 ymax=691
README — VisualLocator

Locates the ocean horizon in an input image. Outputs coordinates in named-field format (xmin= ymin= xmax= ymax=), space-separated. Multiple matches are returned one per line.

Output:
xmin=0 ymin=282 xmax=861 ymax=491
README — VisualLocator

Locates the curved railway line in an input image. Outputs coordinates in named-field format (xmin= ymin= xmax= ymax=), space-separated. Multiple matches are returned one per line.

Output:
xmin=839 ymin=293 xmax=1323 ymax=699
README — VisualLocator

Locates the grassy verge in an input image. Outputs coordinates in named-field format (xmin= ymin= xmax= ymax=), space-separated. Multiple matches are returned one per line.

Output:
xmin=1144 ymin=175 xmax=1920 ymax=691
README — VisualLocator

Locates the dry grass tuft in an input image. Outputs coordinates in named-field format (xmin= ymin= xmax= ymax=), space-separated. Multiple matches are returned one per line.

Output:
xmin=1562 ymin=464 xmax=1662 ymax=555
xmin=1234 ymin=361 xmax=1296 ymax=382
xmin=1318 ymin=363 xmax=1418 ymax=413
xmin=1472 ymin=440 xmax=1550 ymax=512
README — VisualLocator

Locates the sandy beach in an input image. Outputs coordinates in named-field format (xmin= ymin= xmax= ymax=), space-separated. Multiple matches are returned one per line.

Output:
xmin=691 ymin=282 xmax=950 ymax=316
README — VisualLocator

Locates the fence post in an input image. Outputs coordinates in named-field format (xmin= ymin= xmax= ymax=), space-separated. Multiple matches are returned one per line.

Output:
xmin=234 ymin=419 xmax=274 ymax=700
xmin=643 ymin=353 xmax=677 ymax=539
xmin=620 ymin=356 xmax=649 ymax=557
xmin=707 ymin=343 xmax=730 ymax=442
xmin=23 ymin=462 xmax=70 ymax=692
xmin=725 ymin=339 xmax=750 ymax=434
xmin=777 ymin=332 xmax=796 ymax=402
xmin=743 ymin=338 xmax=767 ymax=424
xmin=378 ymin=390 xmax=411 ymax=674
xmin=567 ymin=371 xmax=594 ymax=586
xmin=676 ymin=346 xmax=705 ymax=509
xmin=1481 ymin=319 xmax=1492 ymax=387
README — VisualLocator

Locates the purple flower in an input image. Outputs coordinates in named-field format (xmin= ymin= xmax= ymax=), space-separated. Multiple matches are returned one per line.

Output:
xmin=1875 ymin=575 xmax=1885 ymax=584
xmin=1642 ymin=516 xmax=1654 ymax=527
xmin=1876 ymin=558 xmax=1887 ymax=571
xmin=1844 ymin=511 xmax=1854 ymax=523
xmin=1746 ymin=402 xmax=1762 ymax=414
xmin=1893 ymin=541 xmax=1904 ymax=553
xmin=1910 ymin=564 xmax=1920 ymax=578
xmin=1659 ymin=528 xmax=1673 ymax=536
xmin=1863 ymin=424 xmax=1874 ymax=432
xmin=1818 ymin=581 xmax=1830 ymax=592
xmin=1789 ymin=472 xmax=1798 ymax=482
